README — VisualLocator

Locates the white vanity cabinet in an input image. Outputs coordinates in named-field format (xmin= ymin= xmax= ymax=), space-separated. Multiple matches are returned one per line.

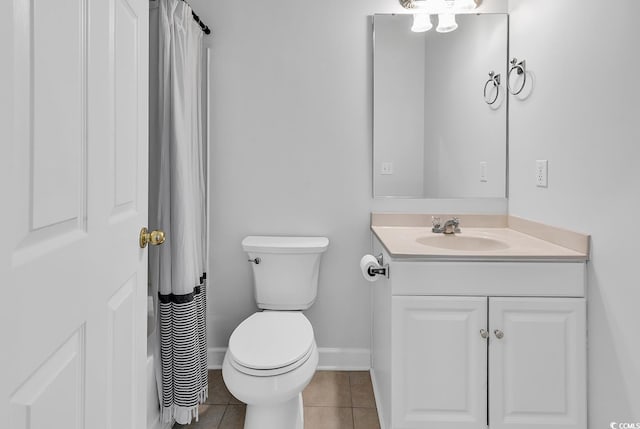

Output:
xmin=392 ymin=296 xmax=488 ymax=429
xmin=371 ymin=239 xmax=588 ymax=429
xmin=488 ymin=298 xmax=586 ymax=429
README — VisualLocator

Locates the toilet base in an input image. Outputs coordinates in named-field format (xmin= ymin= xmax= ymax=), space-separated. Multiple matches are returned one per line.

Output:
xmin=244 ymin=393 xmax=303 ymax=429
xmin=222 ymin=333 xmax=318 ymax=429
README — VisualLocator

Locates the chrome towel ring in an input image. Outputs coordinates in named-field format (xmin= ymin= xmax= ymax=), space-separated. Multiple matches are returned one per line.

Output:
xmin=507 ymin=57 xmax=527 ymax=95
xmin=483 ymin=71 xmax=501 ymax=105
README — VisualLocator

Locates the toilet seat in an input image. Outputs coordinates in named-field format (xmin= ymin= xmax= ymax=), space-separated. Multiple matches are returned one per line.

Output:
xmin=228 ymin=312 xmax=315 ymax=377
xmin=229 ymin=343 xmax=315 ymax=377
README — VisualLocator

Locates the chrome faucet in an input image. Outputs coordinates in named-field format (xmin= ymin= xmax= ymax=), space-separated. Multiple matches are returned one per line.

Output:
xmin=432 ymin=217 xmax=461 ymax=234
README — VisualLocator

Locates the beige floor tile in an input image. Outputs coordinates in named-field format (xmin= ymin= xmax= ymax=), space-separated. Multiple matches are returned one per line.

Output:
xmin=219 ymin=404 xmax=246 ymax=429
xmin=302 ymin=371 xmax=352 ymax=407
xmin=174 ymin=404 xmax=226 ymax=429
xmin=304 ymin=406 xmax=354 ymax=429
xmin=193 ymin=370 xmax=379 ymax=429
xmin=349 ymin=372 xmax=376 ymax=408
xmin=353 ymin=407 xmax=381 ymax=429
xmin=206 ymin=370 xmax=234 ymax=405
xmin=228 ymin=395 xmax=243 ymax=405
xmin=207 ymin=369 xmax=244 ymax=406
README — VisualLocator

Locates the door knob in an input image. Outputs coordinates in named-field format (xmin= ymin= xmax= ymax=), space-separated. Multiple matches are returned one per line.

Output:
xmin=494 ymin=329 xmax=504 ymax=339
xmin=479 ymin=329 xmax=489 ymax=339
xmin=140 ymin=227 xmax=166 ymax=248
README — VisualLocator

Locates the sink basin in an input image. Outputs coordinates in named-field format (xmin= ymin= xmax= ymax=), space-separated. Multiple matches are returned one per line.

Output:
xmin=416 ymin=235 xmax=510 ymax=251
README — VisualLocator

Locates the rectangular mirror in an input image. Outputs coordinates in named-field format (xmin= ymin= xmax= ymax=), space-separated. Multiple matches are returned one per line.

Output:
xmin=373 ymin=13 xmax=508 ymax=199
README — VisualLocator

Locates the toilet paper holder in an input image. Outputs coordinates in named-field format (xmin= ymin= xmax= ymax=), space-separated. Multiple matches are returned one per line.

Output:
xmin=369 ymin=254 xmax=389 ymax=278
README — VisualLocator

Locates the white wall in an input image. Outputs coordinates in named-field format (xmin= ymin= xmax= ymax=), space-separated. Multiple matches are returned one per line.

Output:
xmin=191 ymin=0 xmax=508 ymax=361
xmin=423 ymin=14 xmax=508 ymax=198
xmin=374 ymin=15 xmax=426 ymax=197
xmin=0 ymin=7 xmax=12 ymax=426
xmin=508 ymin=0 xmax=640 ymax=424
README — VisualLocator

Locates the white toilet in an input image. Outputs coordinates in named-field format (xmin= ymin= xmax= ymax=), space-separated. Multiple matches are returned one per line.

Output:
xmin=222 ymin=235 xmax=329 ymax=429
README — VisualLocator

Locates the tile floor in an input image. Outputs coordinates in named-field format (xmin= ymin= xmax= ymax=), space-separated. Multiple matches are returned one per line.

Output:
xmin=174 ymin=370 xmax=381 ymax=429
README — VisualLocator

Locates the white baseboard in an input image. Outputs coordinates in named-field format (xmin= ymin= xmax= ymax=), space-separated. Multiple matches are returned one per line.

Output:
xmin=316 ymin=347 xmax=371 ymax=370
xmin=148 ymin=417 xmax=172 ymax=429
xmin=207 ymin=347 xmax=227 ymax=369
xmin=370 ymin=369 xmax=387 ymax=429
xmin=208 ymin=347 xmax=370 ymax=371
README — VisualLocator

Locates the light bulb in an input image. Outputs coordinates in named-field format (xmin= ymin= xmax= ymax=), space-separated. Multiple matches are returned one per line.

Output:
xmin=457 ymin=0 xmax=479 ymax=9
xmin=436 ymin=13 xmax=458 ymax=33
xmin=411 ymin=13 xmax=433 ymax=32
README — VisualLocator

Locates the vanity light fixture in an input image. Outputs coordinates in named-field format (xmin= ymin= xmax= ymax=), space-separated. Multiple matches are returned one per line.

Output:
xmin=399 ymin=0 xmax=481 ymax=8
xmin=411 ymin=13 xmax=433 ymax=32
xmin=456 ymin=0 xmax=480 ymax=9
xmin=436 ymin=12 xmax=458 ymax=33
xmin=437 ymin=0 xmax=458 ymax=33
xmin=402 ymin=0 xmax=479 ymax=33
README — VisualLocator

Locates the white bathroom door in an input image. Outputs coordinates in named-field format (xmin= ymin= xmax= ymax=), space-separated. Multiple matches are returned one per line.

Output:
xmin=0 ymin=0 xmax=149 ymax=428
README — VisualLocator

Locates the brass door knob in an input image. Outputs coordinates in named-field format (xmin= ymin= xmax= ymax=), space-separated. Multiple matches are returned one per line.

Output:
xmin=140 ymin=227 xmax=166 ymax=248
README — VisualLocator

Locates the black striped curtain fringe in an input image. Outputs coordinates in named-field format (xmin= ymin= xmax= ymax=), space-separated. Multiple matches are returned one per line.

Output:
xmin=159 ymin=282 xmax=208 ymax=424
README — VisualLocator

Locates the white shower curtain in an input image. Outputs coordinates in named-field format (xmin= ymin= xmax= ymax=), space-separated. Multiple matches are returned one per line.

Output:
xmin=150 ymin=0 xmax=207 ymax=424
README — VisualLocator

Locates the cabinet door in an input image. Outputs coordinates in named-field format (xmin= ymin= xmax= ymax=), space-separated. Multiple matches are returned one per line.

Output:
xmin=489 ymin=298 xmax=586 ymax=429
xmin=392 ymin=296 xmax=488 ymax=429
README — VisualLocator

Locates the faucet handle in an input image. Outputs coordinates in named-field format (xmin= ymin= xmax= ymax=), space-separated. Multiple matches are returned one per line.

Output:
xmin=452 ymin=217 xmax=461 ymax=233
xmin=432 ymin=216 xmax=441 ymax=227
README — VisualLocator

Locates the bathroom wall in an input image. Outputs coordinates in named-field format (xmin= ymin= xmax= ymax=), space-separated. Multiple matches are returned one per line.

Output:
xmin=508 ymin=0 xmax=640 ymax=424
xmin=191 ymin=0 xmax=508 ymax=366
xmin=423 ymin=14 xmax=508 ymax=198
xmin=374 ymin=15 xmax=426 ymax=197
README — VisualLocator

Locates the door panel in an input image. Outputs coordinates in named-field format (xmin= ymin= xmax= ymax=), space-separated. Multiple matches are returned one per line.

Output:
xmin=27 ymin=0 xmax=87 ymax=232
xmin=489 ymin=298 xmax=586 ymax=429
xmin=392 ymin=296 xmax=488 ymax=429
xmin=106 ymin=276 xmax=138 ymax=429
xmin=2 ymin=0 xmax=148 ymax=428
xmin=10 ymin=329 xmax=85 ymax=429
xmin=112 ymin=0 xmax=140 ymax=218
xmin=12 ymin=0 xmax=88 ymax=265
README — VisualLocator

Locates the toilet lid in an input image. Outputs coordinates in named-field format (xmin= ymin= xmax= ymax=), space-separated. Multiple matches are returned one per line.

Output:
xmin=228 ymin=312 xmax=314 ymax=370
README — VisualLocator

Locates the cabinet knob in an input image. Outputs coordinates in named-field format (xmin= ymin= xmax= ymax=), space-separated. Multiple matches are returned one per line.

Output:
xmin=479 ymin=329 xmax=489 ymax=339
xmin=494 ymin=329 xmax=504 ymax=339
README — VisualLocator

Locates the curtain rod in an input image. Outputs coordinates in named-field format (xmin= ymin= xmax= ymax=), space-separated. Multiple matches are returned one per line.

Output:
xmin=187 ymin=3 xmax=211 ymax=35
xmin=150 ymin=0 xmax=211 ymax=35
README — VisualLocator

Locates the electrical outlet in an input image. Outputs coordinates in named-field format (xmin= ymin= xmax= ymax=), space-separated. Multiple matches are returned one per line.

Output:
xmin=480 ymin=162 xmax=488 ymax=182
xmin=381 ymin=162 xmax=393 ymax=175
xmin=536 ymin=160 xmax=548 ymax=187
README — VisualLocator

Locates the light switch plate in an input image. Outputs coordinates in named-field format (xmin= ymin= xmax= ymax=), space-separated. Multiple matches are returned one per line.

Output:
xmin=480 ymin=162 xmax=488 ymax=182
xmin=381 ymin=162 xmax=393 ymax=175
xmin=536 ymin=160 xmax=548 ymax=187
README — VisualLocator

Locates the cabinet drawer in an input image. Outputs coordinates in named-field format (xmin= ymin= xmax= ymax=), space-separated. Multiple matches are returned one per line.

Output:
xmin=390 ymin=261 xmax=585 ymax=297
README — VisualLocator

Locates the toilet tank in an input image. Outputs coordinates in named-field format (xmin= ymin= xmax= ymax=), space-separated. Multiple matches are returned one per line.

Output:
xmin=242 ymin=236 xmax=329 ymax=310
